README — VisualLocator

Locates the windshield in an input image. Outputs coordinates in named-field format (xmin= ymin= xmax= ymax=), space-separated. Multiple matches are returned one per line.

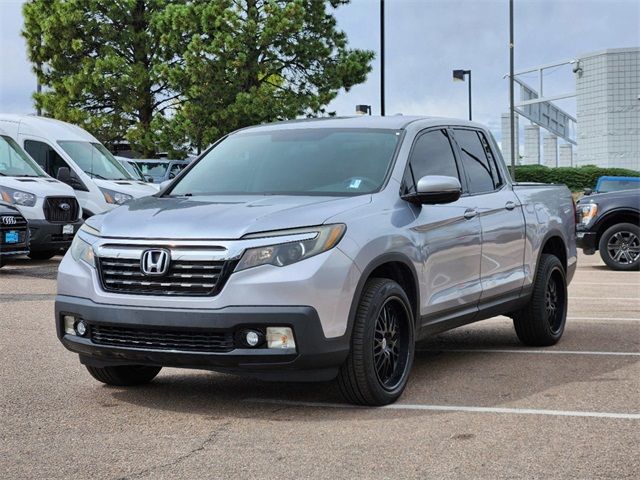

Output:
xmin=597 ymin=179 xmax=640 ymax=193
xmin=169 ymin=128 xmax=400 ymax=196
xmin=120 ymin=160 xmax=145 ymax=181
xmin=0 ymin=135 xmax=47 ymax=177
xmin=135 ymin=161 xmax=170 ymax=177
xmin=58 ymin=141 xmax=133 ymax=180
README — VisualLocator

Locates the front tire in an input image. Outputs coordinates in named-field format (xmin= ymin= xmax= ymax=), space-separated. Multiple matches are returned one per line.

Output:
xmin=598 ymin=223 xmax=640 ymax=271
xmin=85 ymin=365 xmax=161 ymax=386
xmin=28 ymin=250 xmax=59 ymax=261
xmin=512 ymin=254 xmax=567 ymax=346
xmin=337 ymin=278 xmax=415 ymax=406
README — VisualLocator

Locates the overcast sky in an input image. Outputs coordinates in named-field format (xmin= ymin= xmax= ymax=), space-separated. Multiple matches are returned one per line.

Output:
xmin=1 ymin=0 xmax=638 ymax=139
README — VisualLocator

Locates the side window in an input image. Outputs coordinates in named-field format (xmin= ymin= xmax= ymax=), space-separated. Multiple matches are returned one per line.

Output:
xmin=402 ymin=129 xmax=460 ymax=193
xmin=453 ymin=129 xmax=502 ymax=194
xmin=24 ymin=140 xmax=68 ymax=178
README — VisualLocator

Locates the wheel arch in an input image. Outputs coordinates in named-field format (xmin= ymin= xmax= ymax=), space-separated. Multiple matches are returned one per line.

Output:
xmin=594 ymin=209 xmax=640 ymax=246
xmin=346 ymin=253 xmax=420 ymax=341
xmin=532 ymin=232 xmax=568 ymax=287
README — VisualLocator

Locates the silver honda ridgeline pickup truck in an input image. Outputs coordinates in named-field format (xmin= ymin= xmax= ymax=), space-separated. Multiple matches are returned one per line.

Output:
xmin=56 ymin=116 xmax=576 ymax=405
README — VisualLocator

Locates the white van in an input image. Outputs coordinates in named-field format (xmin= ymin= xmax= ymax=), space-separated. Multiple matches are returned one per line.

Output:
xmin=0 ymin=126 xmax=82 ymax=259
xmin=0 ymin=115 xmax=157 ymax=218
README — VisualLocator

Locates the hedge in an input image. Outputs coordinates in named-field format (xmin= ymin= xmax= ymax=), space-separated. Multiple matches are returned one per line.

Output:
xmin=513 ymin=165 xmax=640 ymax=192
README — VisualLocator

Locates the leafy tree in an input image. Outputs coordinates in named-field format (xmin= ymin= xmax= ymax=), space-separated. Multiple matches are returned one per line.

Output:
xmin=22 ymin=0 xmax=182 ymax=156
xmin=157 ymin=0 xmax=374 ymax=153
xmin=23 ymin=0 xmax=373 ymax=156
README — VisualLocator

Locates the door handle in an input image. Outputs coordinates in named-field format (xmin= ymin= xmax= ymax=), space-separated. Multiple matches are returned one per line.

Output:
xmin=505 ymin=201 xmax=517 ymax=210
xmin=463 ymin=208 xmax=478 ymax=220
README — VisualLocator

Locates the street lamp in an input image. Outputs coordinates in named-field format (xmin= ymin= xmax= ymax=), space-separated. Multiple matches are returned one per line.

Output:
xmin=453 ymin=69 xmax=472 ymax=121
xmin=355 ymin=105 xmax=372 ymax=115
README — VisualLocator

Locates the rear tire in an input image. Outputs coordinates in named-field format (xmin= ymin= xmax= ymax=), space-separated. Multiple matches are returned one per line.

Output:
xmin=85 ymin=365 xmax=161 ymax=386
xmin=512 ymin=254 xmax=567 ymax=346
xmin=28 ymin=250 xmax=59 ymax=260
xmin=337 ymin=278 xmax=415 ymax=406
xmin=598 ymin=223 xmax=640 ymax=271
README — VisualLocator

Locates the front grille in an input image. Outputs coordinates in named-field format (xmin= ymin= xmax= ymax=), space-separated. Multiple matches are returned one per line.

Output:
xmin=1 ymin=215 xmax=29 ymax=252
xmin=97 ymin=256 xmax=236 ymax=296
xmin=43 ymin=197 xmax=79 ymax=222
xmin=90 ymin=324 xmax=234 ymax=352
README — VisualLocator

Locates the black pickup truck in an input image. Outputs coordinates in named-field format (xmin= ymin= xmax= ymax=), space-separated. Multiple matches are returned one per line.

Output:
xmin=576 ymin=189 xmax=640 ymax=270
xmin=0 ymin=201 xmax=30 ymax=268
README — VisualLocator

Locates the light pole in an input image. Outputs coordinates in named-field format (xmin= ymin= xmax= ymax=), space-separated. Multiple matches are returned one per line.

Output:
xmin=509 ymin=0 xmax=516 ymax=180
xmin=380 ymin=0 xmax=385 ymax=116
xmin=452 ymin=69 xmax=472 ymax=121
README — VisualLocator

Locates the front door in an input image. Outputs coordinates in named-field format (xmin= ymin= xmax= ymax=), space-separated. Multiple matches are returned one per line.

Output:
xmin=401 ymin=128 xmax=483 ymax=326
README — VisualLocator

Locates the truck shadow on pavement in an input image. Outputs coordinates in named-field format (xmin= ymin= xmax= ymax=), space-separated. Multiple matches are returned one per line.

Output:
xmin=105 ymin=321 xmax=638 ymax=420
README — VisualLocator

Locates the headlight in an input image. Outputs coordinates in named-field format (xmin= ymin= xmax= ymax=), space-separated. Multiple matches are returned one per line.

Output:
xmin=235 ymin=224 xmax=346 ymax=272
xmin=100 ymin=188 xmax=133 ymax=205
xmin=69 ymin=223 xmax=99 ymax=267
xmin=0 ymin=187 xmax=37 ymax=207
xmin=69 ymin=235 xmax=95 ymax=267
xmin=577 ymin=203 xmax=598 ymax=226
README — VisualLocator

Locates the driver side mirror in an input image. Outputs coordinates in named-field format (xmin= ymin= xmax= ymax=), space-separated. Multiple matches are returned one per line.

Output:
xmin=583 ymin=188 xmax=593 ymax=196
xmin=159 ymin=180 xmax=172 ymax=191
xmin=403 ymin=175 xmax=462 ymax=205
xmin=56 ymin=166 xmax=72 ymax=185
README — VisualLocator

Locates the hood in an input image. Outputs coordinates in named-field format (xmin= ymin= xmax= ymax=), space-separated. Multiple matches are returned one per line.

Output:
xmin=93 ymin=178 xmax=158 ymax=198
xmin=94 ymin=194 xmax=371 ymax=239
xmin=0 ymin=176 xmax=76 ymax=198
xmin=0 ymin=200 xmax=21 ymax=215
xmin=578 ymin=189 xmax=640 ymax=204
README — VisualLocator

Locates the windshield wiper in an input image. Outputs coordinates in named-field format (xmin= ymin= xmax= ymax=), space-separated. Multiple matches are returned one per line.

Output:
xmin=88 ymin=172 xmax=108 ymax=180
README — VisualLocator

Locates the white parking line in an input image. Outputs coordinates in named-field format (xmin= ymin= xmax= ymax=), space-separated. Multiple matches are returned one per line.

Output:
xmin=571 ymin=282 xmax=640 ymax=286
xmin=245 ymin=398 xmax=640 ymax=420
xmin=570 ymin=297 xmax=640 ymax=301
xmin=417 ymin=348 xmax=640 ymax=357
xmin=568 ymin=317 xmax=640 ymax=322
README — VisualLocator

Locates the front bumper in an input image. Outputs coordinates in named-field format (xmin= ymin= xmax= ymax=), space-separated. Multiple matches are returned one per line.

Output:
xmin=55 ymin=295 xmax=350 ymax=382
xmin=576 ymin=230 xmax=597 ymax=254
xmin=29 ymin=219 xmax=83 ymax=251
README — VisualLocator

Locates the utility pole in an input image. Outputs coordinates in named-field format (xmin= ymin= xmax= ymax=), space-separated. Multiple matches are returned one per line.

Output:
xmin=380 ymin=0 xmax=385 ymax=116
xmin=509 ymin=0 xmax=516 ymax=180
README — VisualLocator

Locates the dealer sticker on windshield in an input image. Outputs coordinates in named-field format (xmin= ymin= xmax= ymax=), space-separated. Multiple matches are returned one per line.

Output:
xmin=63 ymin=224 xmax=74 ymax=235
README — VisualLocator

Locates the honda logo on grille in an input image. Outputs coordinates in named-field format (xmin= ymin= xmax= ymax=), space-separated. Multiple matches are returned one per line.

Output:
xmin=1 ymin=216 xmax=17 ymax=225
xmin=140 ymin=249 xmax=170 ymax=276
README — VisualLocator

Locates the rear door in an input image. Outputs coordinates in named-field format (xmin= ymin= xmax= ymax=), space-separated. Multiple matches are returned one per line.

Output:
xmin=402 ymin=128 xmax=482 ymax=326
xmin=452 ymin=128 xmax=526 ymax=302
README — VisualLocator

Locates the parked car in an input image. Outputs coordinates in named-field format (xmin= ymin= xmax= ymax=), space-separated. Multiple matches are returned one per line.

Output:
xmin=56 ymin=116 xmax=577 ymax=406
xmin=0 ymin=127 xmax=82 ymax=260
xmin=116 ymin=157 xmax=148 ymax=182
xmin=584 ymin=176 xmax=640 ymax=195
xmin=0 ymin=201 xmax=30 ymax=268
xmin=131 ymin=159 xmax=190 ymax=183
xmin=0 ymin=115 xmax=157 ymax=218
xmin=576 ymin=189 xmax=639 ymax=270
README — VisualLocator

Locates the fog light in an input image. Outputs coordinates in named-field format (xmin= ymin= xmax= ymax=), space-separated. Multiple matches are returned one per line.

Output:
xmin=75 ymin=320 xmax=87 ymax=337
xmin=245 ymin=330 xmax=260 ymax=347
xmin=266 ymin=327 xmax=296 ymax=350
xmin=63 ymin=315 xmax=76 ymax=335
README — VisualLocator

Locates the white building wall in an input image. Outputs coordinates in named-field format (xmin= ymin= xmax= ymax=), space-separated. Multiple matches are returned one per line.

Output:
xmin=559 ymin=144 xmax=573 ymax=167
xmin=501 ymin=113 xmax=519 ymax=164
xmin=575 ymin=47 xmax=640 ymax=170
xmin=523 ymin=125 xmax=540 ymax=165
xmin=543 ymin=134 xmax=558 ymax=167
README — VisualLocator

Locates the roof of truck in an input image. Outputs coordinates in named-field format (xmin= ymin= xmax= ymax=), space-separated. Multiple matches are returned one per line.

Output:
xmin=0 ymin=114 xmax=99 ymax=142
xmin=235 ymin=115 xmax=485 ymax=133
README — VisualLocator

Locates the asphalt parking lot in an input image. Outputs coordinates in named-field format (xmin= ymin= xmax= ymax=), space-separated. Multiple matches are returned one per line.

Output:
xmin=1 ymin=253 xmax=638 ymax=479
